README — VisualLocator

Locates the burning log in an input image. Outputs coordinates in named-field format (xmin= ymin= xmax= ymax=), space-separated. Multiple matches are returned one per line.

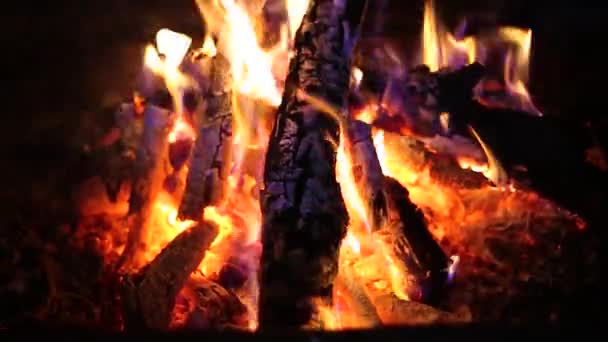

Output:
xmin=259 ymin=0 xmax=368 ymax=330
xmin=119 ymin=105 xmax=173 ymax=270
xmin=182 ymin=278 xmax=248 ymax=330
xmin=380 ymin=131 xmax=491 ymax=189
xmin=178 ymin=53 xmax=233 ymax=221
xmin=371 ymin=294 xmax=469 ymax=326
xmin=335 ymin=264 xmax=382 ymax=328
xmin=345 ymin=119 xmax=387 ymax=231
xmin=121 ymin=222 xmax=219 ymax=330
xmin=374 ymin=177 xmax=450 ymax=305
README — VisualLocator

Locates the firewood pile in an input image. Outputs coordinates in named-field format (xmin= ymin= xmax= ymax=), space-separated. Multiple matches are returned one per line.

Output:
xmin=1 ymin=0 xmax=604 ymax=332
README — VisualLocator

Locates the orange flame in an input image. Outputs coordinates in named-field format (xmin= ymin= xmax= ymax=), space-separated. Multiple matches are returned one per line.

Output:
xmin=421 ymin=0 xmax=540 ymax=115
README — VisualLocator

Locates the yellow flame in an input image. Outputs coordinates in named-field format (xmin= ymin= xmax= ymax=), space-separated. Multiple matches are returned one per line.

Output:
xmin=201 ymin=34 xmax=218 ymax=57
xmin=343 ymin=231 xmax=361 ymax=255
xmin=144 ymin=44 xmax=164 ymax=75
xmin=168 ymin=115 xmax=196 ymax=143
xmin=287 ymin=0 xmax=310 ymax=40
xmin=422 ymin=0 xmax=442 ymax=72
xmin=352 ymin=67 xmax=363 ymax=88
xmin=468 ymin=126 xmax=509 ymax=186
xmin=156 ymin=29 xmax=193 ymax=68
xmin=217 ymin=0 xmax=282 ymax=105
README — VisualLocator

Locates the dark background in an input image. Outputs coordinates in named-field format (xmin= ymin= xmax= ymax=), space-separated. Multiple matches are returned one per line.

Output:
xmin=0 ymin=0 xmax=606 ymax=328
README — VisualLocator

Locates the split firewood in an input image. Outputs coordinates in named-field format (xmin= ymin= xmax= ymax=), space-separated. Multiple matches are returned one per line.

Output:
xmin=374 ymin=176 xmax=450 ymax=305
xmin=178 ymin=53 xmax=233 ymax=221
xmin=259 ymin=0 xmax=368 ymax=330
xmin=121 ymin=222 xmax=219 ymax=330
xmin=334 ymin=264 xmax=382 ymax=328
xmin=344 ymin=119 xmax=388 ymax=231
xmin=118 ymin=104 xmax=174 ymax=271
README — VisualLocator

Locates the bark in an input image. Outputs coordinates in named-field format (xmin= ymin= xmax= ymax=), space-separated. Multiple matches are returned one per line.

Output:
xmin=121 ymin=222 xmax=219 ymax=330
xmin=345 ymin=119 xmax=387 ymax=231
xmin=259 ymin=0 xmax=367 ymax=330
xmin=178 ymin=54 xmax=233 ymax=221
xmin=119 ymin=105 xmax=173 ymax=271
xmin=373 ymin=177 xmax=449 ymax=305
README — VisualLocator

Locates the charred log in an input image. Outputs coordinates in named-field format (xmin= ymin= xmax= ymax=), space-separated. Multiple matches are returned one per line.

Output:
xmin=121 ymin=222 xmax=218 ymax=330
xmin=178 ymin=54 xmax=233 ymax=221
xmin=259 ymin=0 xmax=368 ymax=330
xmin=345 ymin=120 xmax=387 ymax=231
xmin=182 ymin=278 xmax=248 ymax=330
xmin=118 ymin=105 xmax=173 ymax=271
xmin=374 ymin=177 xmax=450 ymax=305
xmin=371 ymin=293 xmax=469 ymax=326
xmin=395 ymin=62 xmax=485 ymax=137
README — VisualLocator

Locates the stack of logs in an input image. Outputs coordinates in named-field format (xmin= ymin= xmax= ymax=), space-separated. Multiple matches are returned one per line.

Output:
xmin=113 ymin=0 xmax=509 ymax=331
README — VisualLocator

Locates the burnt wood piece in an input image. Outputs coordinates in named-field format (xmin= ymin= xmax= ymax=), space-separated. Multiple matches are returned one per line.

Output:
xmin=380 ymin=131 xmax=491 ymax=189
xmin=178 ymin=53 xmax=233 ymax=221
xmin=183 ymin=278 xmax=248 ymax=330
xmin=335 ymin=264 xmax=382 ymax=328
xmin=118 ymin=105 xmax=173 ymax=271
xmin=374 ymin=177 xmax=449 ymax=305
xmin=371 ymin=293 xmax=468 ymax=326
xmin=259 ymin=0 xmax=368 ymax=330
xmin=121 ymin=222 xmax=219 ymax=330
xmin=345 ymin=120 xmax=387 ymax=231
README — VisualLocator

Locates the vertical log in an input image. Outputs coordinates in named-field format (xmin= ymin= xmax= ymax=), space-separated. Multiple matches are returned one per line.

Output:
xmin=119 ymin=104 xmax=173 ymax=271
xmin=345 ymin=119 xmax=388 ymax=231
xmin=178 ymin=53 xmax=233 ymax=221
xmin=259 ymin=0 xmax=367 ymax=330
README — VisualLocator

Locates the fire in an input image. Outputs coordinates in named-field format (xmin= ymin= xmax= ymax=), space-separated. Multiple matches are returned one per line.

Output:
xmin=196 ymin=0 xmax=283 ymax=106
xmin=141 ymin=192 xmax=197 ymax=263
xmin=336 ymin=134 xmax=372 ymax=232
xmin=421 ymin=0 xmax=540 ymax=115
xmin=168 ymin=115 xmax=196 ymax=143
xmin=75 ymin=0 xmax=586 ymax=332
xmin=286 ymin=0 xmax=310 ymax=40
xmin=201 ymin=35 xmax=217 ymax=57
xmin=156 ymin=29 xmax=193 ymax=69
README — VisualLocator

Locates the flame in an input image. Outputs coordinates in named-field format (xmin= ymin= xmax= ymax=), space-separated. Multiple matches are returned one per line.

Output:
xmin=144 ymin=28 xmax=197 ymax=137
xmin=351 ymin=67 xmax=364 ymax=88
xmin=196 ymin=0 xmax=283 ymax=105
xmin=287 ymin=0 xmax=310 ymax=40
xmin=140 ymin=192 xmax=197 ymax=263
xmin=79 ymin=0 xmax=579 ymax=331
xmin=144 ymin=45 xmax=164 ymax=75
xmin=421 ymin=0 xmax=540 ymax=114
xmin=343 ymin=232 xmax=361 ymax=255
xmin=201 ymin=34 xmax=218 ymax=57
xmin=168 ymin=115 xmax=196 ymax=143
xmin=156 ymin=29 xmax=193 ymax=68
xmin=336 ymin=134 xmax=372 ymax=232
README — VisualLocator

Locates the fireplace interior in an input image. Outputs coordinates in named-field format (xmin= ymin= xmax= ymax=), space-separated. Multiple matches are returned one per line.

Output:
xmin=2 ymin=0 xmax=606 ymax=335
